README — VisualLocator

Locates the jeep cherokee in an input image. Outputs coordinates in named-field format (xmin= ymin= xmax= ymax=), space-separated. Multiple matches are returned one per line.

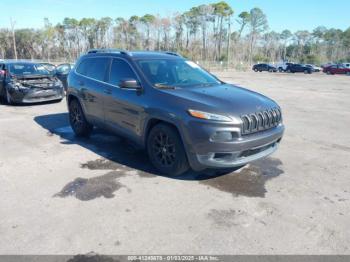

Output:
xmin=67 ymin=49 xmax=284 ymax=176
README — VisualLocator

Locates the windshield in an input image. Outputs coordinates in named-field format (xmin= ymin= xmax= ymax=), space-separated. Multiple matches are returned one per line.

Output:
xmin=8 ymin=63 xmax=51 ymax=76
xmin=40 ymin=63 xmax=57 ymax=73
xmin=137 ymin=59 xmax=221 ymax=88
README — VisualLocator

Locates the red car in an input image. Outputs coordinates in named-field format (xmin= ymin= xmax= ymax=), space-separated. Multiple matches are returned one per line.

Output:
xmin=323 ymin=64 xmax=350 ymax=75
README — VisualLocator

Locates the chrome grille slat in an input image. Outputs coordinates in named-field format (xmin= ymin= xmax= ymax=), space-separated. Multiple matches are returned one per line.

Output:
xmin=241 ymin=108 xmax=282 ymax=135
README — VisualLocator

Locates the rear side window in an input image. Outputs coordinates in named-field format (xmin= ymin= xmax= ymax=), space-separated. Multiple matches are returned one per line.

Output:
xmin=108 ymin=59 xmax=137 ymax=86
xmin=77 ymin=57 xmax=110 ymax=82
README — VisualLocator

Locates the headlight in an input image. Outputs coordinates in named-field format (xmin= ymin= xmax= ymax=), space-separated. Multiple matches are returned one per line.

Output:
xmin=188 ymin=109 xmax=232 ymax=122
xmin=13 ymin=82 xmax=27 ymax=90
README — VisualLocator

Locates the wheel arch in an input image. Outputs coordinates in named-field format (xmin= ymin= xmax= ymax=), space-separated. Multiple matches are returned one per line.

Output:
xmin=144 ymin=118 xmax=183 ymax=148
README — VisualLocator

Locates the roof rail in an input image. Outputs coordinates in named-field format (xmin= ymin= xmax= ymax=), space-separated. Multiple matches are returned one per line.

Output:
xmin=164 ymin=51 xmax=182 ymax=57
xmin=87 ymin=49 xmax=130 ymax=56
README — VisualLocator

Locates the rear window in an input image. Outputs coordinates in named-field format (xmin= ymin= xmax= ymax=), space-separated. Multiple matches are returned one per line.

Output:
xmin=76 ymin=57 xmax=110 ymax=82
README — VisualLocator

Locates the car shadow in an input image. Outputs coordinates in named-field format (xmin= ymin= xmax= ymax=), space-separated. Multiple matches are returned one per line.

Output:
xmin=34 ymin=113 xmax=240 ymax=181
xmin=34 ymin=113 xmax=283 ymax=184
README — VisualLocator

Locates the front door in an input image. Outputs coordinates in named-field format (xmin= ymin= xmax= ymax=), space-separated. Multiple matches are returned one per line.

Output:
xmin=104 ymin=58 xmax=145 ymax=143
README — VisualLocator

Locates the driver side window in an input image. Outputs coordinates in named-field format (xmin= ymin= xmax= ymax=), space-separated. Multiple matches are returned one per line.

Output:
xmin=109 ymin=59 xmax=137 ymax=86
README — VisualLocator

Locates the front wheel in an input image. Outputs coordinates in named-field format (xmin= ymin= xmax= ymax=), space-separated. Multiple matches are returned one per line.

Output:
xmin=6 ymin=89 xmax=13 ymax=105
xmin=68 ymin=99 xmax=93 ymax=137
xmin=147 ymin=123 xmax=189 ymax=176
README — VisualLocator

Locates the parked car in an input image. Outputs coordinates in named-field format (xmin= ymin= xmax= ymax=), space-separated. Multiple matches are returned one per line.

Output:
xmin=275 ymin=62 xmax=294 ymax=72
xmin=0 ymin=61 xmax=64 ymax=104
xmin=341 ymin=62 xmax=350 ymax=69
xmin=323 ymin=64 xmax=350 ymax=75
xmin=55 ymin=63 xmax=74 ymax=91
xmin=305 ymin=64 xmax=322 ymax=72
xmin=66 ymin=49 xmax=284 ymax=176
xmin=285 ymin=64 xmax=314 ymax=74
xmin=252 ymin=63 xmax=277 ymax=72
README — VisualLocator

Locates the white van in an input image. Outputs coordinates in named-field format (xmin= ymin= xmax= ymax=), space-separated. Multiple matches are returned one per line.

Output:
xmin=342 ymin=63 xmax=350 ymax=69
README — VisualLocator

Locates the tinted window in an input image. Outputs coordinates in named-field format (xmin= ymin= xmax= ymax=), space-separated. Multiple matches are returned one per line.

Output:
xmin=77 ymin=57 xmax=110 ymax=82
xmin=109 ymin=59 xmax=137 ymax=86
xmin=76 ymin=59 xmax=89 ymax=75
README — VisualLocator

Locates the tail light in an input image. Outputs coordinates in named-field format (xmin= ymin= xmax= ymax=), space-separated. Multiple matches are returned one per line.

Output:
xmin=0 ymin=70 xmax=5 ymax=76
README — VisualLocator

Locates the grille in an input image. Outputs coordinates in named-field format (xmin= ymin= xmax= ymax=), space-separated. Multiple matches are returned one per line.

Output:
xmin=241 ymin=108 xmax=282 ymax=135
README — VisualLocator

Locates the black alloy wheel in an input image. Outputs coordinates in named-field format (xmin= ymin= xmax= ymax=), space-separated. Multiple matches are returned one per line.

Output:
xmin=147 ymin=123 xmax=189 ymax=176
xmin=69 ymin=99 xmax=93 ymax=137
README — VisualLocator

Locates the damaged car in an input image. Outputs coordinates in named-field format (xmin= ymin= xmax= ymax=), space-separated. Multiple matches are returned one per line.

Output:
xmin=0 ymin=61 xmax=64 ymax=105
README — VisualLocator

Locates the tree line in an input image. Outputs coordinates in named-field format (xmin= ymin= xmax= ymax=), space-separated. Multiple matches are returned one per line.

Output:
xmin=1 ymin=1 xmax=349 ymax=67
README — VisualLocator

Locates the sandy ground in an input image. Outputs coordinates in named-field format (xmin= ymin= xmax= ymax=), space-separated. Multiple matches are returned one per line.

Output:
xmin=0 ymin=71 xmax=349 ymax=255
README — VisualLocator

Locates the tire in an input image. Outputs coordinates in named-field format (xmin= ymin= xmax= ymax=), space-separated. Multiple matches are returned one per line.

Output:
xmin=254 ymin=68 xmax=258 ymax=72
xmin=278 ymin=67 xmax=283 ymax=72
xmin=326 ymin=71 xmax=331 ymax=75
xmin=269 ymin=69 xmax=273 ymax=73
xmin=68 ymin=99 xmax=93 ymax=137
xmin=287 ymin=69 xmax=291 ymax=73
xmin=147 ymin=123 xmax=189 ymax=176
xmin=6 ymin=89 xmax=13 ymax=105
xmin=0 ymin=88 xmax=6 ymax=104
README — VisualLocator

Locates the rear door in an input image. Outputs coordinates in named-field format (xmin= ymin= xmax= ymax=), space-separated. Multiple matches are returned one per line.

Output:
xmin=75 ymin=57 xmax=111 ymax=123
xmin=295 ymin=64 xmax=302 ymax=72
xmin=104 ymin=58 xmax=145 ymax=143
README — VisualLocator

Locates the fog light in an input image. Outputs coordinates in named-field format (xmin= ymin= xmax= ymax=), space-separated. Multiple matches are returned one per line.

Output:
xmin=211 ymin=131 xmax=233 ymax=142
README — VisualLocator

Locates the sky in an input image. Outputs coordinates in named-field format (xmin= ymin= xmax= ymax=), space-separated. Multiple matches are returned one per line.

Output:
xmin=1 ymin=0 xmax=349 ymax=32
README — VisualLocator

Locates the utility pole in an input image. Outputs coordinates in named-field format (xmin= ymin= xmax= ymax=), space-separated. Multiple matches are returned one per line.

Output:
xmin=226 ymin=15 xmax=231 ymax=69
xmin=10 ymin=18 xmax=18 ymax=60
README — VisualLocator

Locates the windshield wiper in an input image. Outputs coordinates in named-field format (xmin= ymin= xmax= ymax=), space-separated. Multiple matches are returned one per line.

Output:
xmin=154 ymin=83 xmax=177 ymax=89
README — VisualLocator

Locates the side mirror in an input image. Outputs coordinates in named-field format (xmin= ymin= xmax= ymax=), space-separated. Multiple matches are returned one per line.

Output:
xmin=119 ymin=78 xmax=141 ymax=90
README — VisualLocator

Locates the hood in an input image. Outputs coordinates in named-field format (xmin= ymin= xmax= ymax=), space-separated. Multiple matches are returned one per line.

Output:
xmin=161 ymin=83 xmax=278 ymax=117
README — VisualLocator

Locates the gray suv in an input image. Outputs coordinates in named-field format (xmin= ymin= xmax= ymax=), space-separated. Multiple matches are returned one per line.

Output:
xmin=67 ymin=49 xmax=284 ymax=176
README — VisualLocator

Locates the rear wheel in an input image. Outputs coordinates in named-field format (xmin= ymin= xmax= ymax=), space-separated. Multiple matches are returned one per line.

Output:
xmin=287 ymin=69 xmax=291 ymax=73
xmin=278 ymin=67 xmax=283 ymax=72
xmin=147 ymin=123 xmax=189 ymax=176
xmin=68 ymin=99 xmax=93 ymax=137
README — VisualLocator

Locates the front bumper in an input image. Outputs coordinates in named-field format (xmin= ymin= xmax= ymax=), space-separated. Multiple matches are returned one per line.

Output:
xmin=181 ymin=120 xmax=284 ymax=171
xmin=8 ymin=87 xmax=64 ymax=104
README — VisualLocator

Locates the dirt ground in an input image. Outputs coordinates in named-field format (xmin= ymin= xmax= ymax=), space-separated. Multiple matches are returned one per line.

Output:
xmin=0 ymin=71 xmax=349 ymax=255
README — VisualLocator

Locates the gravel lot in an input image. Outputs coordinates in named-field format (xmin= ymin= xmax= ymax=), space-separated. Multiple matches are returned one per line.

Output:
xmin=0 ymin=72 xmax=349 ymax=255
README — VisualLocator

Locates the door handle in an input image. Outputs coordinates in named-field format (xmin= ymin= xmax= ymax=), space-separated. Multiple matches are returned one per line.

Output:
xmin=104 ymin=88 xmax=112 ymax=95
